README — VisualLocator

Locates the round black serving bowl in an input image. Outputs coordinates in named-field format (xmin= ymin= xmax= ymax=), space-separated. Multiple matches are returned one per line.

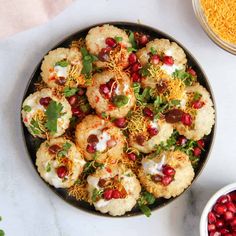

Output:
xmin=21 ymin=22 xmax=216 ymax=217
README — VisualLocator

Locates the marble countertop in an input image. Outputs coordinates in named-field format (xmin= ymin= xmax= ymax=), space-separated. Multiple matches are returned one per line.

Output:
xmin=0 ymin=0 xmax=236 ymax=235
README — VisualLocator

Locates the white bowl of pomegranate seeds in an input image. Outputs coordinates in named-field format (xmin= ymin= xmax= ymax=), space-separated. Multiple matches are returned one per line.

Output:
xmin=200 ymin=183 xmax=236 ymax=236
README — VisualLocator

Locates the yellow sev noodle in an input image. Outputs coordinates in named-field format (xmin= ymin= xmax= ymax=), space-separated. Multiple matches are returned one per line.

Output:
xmin=200 ymin=0 xmax=236 ymax=44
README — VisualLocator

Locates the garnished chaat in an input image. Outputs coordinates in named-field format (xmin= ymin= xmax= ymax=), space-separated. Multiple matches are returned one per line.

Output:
xmin=21 ymin=24 xmax=215 ymax=217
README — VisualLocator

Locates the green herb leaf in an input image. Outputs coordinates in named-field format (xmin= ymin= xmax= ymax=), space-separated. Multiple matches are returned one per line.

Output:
xmin=127 ymin=47 xmax=137 ymax=53
xmin=171 ymin=99 xmax=181 ymax=106
xmin=139 ymin=204 xmax=152 ymax=217
xmin=83 ymin=160 xmax=104 ymax=175
xmin=101 ymin=112 xmax=108 ymax=119
xmin=30 ymin=118 xmax=42 ymax=135
xmin=0 ymin=216 xmax=2 ymax=221
xmin=193 ymin=92 xmax=202 ymax=101
xmin=63 ymin=87 xmax=78 ymax=97
xmin=55 ymin=60 xmax=69 ymax=67
xmin=81 ymin=47 xmax=97 ymax=79
xmin=57 ymin=142 xmax=72 ymax=157
xmin=92 ymin=188 xmax=103 ymax=202
xmin=45 ymin=101 xmax=63 ymax=134
xmin=23 ymin=105 xmax=31 ymax=112
xmin=46 ymin=163 xmax=51 ymax=172
xmin=112 ymin=95 xmax=129 ymax=108
xmin=150 ymin=47 xmax=157 ymax=55
xmin=172 ymin=69 xmax=196 ymax=86
xmin=142 ymin=191 xmax=155 ymax=205
xmin=128 ymin=31 xmax=137 ymax=49
xmin=115 ymin=36 xmax=123 ymax=42
xmin=139 ymin=63 xmax=151 ymax=77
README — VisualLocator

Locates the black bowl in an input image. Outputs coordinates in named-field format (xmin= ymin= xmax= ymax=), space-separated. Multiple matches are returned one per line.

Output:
xmin=21 ymin=22 xmax=216 ymax=217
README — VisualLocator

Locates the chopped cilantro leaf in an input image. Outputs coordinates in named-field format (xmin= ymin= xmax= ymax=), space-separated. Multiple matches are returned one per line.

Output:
xmin=30 ymin=118 xmax=42 ymax=135
xmin=63 ymin=87 xmax=78 ymax=97
xmin=138 ymin=191 xmax=155 ymax=217
xmin=171 ymin=99 xmax=181 ymax=106
xmin=46 ymin=163 xmax=51 ymax=172
xmin=139 ymin=63 xmax=151 ymax=77
xmin=45 ymin=101 xmax=63 ymax=134
xmin=150 ymin=47 xmax=157 ymax=55
xmin=115 ymin=36 xmax=123 ymax=42
xmin=127 ymin=47 xmax=137 ymax=53
xmin=57 ymin=142 xmax=72 ymax=157
xmin=193 ymin=92 xmax=202 ymax=101
xmin=139 ymin=204 xmax=152 ymax=217
xmin=128 ymin=31 xmax=137 ymax=49
xmin=92 ymin=188 xmax=103 ymax=202
xmin=55 ymin=60 xmax=69 ymax=67
xmin=23 ymin=105 xmax=31 ymax=112
xmin=81 ymin=47 xmax=97 ymax=79
xmin=0 ymin=229 xmax=5 ymax=236
xmin=172 ymin=69 xmax=196 ymax=86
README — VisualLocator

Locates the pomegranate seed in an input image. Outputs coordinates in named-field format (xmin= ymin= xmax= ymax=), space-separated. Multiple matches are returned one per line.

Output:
xmin=112 ymin=189 xmax=122 ymax=199
xmin=193 ymin=147 xmax=202 ymax=156
xmin=138 ymin=34 xmax=149 ymax=46
xmin=151 ymin=174 xmax=162 ymax=183
xmin=106 ymin=79 xmax=117 ymax=90
xmin=226 ymin=202 xmax=236 ymax=213
xmin=187 ymin=68 xmax=197 ymax=76
xmin=197 ymin=139 xmax=205 ymax=148
xmin=131 ymin=72 xmax=141 ymax=82
xmin=103 ymin=189 xmax=113 ymax=200
xmin=209 ymin=232 xmax=221 ymax=236
xmin=208 ymin=224 xmax=216 ymax=232
xmin=68 ymin=95 xmax=78 ymax=107
xmin=86 ymin=144 xmax=96 ymax=153
xmin=150 ymin=54 xmax=160 ymax=65
xmin=231 ymin=219 xmax=236 ymax=227
xmin=127 ymin=153 xmax=137 ymax=161
xmin=162 ymin=165 xmax=176 ymax=177
xmin=162 ymin=176 xmax=173 ymax=186
xmin=131 ymin=63 xmax=141 ymax=73
xmin=177 ymin=136 xmax=187 ymax=146
xmin=98 ymin=48 xmax=110 ymax=62
xmin=192 ymin=100 xmax=205 ymax=109
xmin=163 ymin=56 xmax=174 ymax=66
xmin=136 ymin=134 xmax=146 ymax=146
xmin=147 ymin=127 xmax=159 ymax=136
xmin=215 ymin=220 xmax=224 ymax=228
xmin=77 ymin=88 xmax=85 ymax=96
xmin=107 ymin=139 xmax=117 ymax=148
xmin=181 ymin=113 xmax=192 ymax=126
xmin=114 ymin=117 xmax=126 ymax=128
xmin=72 ymin=107 xmax=83 ymax=117
xmin=99 ymin=84 xmax=110 ymax=95
xmin=105 ymin=37 xmax=117 ymax=48
xmin=143 ymin=107 xmax=154 ymax=118
xmin=48 ymin=144 xmax=61 ymax=154
xmin=128 ymin=53 xmax=137 ymax=65
xmin=214 ymin=204 xmax=227 ymax=215
xmin=218 ymin=195 xmax=231 ymax=205
xmin=87 ymin=134 xmax=99 ymax=144
xmin=224 ymin=211 xmax=234 ymax=221
xmin=56 ymin=166 xmax=67 ymax=178
xmin=208 ymin=212 xmax=217 ymax=224
xmin=39 ymin=97 xmax=51 ymax=107
xmin=220 ymin=228 xmax=230 ymax=234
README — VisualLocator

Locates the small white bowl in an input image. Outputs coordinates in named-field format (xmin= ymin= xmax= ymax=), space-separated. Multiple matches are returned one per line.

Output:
xmin=200 ymin=183 xmax=236 ymax=236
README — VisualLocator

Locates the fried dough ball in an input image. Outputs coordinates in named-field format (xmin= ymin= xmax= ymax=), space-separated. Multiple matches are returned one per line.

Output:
xmin=36 ymin=137 xmax=85 ymax=188
xmin=86 ymin=71 xmax=136 ymax=118
xmin=85 ymin=24 xmax=131 ymax=68
xmin=75 ymin=115 xmax=126 ymax=163
xmin=129 ymin=119 xmax=173 ymax=153
xmin=21 ymin=88 xmax=72 ymax=139
xmin=176 ymin=83 xmax=215 ymax=140
xmin=138 ymin=150 xmax=194 ymax=199
xmin=41 ymin=47 xmax=84 ymax=89
xmin=87 ymin=164 xmax=141 ymax=216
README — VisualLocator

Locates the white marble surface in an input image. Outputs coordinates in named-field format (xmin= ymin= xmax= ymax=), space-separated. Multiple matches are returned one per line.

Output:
xmin=0 ymin=0 xmax=236 ymax=235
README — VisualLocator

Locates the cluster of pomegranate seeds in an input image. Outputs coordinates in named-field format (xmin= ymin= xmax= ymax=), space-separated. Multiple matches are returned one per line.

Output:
xmin=99 ymin=79 xmax=117 ymax=99
xmin=39 ymin=97 xmax=52 ymax=107
xmin=56 ymin=166 xmax=67 ymax=178
xmin=162 ymin=56 xmax=174 ymax=66
xmin=134 ymin=33 xmax=149 ymax=47
xmin=127 ymin=153 xmax=137 ymax=161
xmin=143 ymin=107 xmax=154 ymax=119
xmin=208 ymin=191 xmax=236 ymax=235
xmin=151 ymin=164 xmax=176 ymax=186
xmin=86 ymin=134 xmax=99 ymax=153
xmin=128 ymin=52 xmax=143 ymax=83
xmin=150 ymin=54 xmax=160 ymax=65
xmin=103 ymin=188 xmax=123 ymax=200
xmin=113 ymin=117 xmax=127 ymax=128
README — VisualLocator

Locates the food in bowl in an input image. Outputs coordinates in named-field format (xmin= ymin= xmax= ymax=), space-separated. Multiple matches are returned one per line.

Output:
xmin=207 ymin=191 xmax=236 ymax=235
xmin=21 ymin=23 xmax=215 ymax=216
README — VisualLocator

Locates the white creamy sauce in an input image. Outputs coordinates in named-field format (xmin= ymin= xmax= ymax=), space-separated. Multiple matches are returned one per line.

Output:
xmin=149 ymin=120 xmax=158 ymax=129
xmin=44 ymin=162 xmax=63 ymax=188
xmin=87 ymin=176 xmax=100 ymax=189
xmin=142 ymin=154 xmax=166 ymax=175
xmin=96 ymin=132 xmax=111 ymax=152
xmin=114 ymin=84 xmax=121 ymax=95
xmin=54 ymin=65 xmax=68 ymax=78
xmin=94 ymin=199 xmax=110 ymax=208
xmin=161 ymin=64 xmax=180 ymax=75
xmin=164 ymin=49 xmax=173 ymax=56
xmin=123 ymin=83 xmax=129 ymax=93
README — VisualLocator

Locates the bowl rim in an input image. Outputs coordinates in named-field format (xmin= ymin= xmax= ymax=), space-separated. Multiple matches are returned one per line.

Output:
xmin=192 ymin=0 xmax=236 ymax=55
xmin=20 ymin=21 xmax=217 ymax=217
xmin=200 ymin=182 xmax=236 ymax=235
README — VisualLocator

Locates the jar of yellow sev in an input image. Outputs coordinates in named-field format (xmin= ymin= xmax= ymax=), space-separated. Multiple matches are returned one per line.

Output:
xmin=192 ymin=0 xmax=236 ymax=54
